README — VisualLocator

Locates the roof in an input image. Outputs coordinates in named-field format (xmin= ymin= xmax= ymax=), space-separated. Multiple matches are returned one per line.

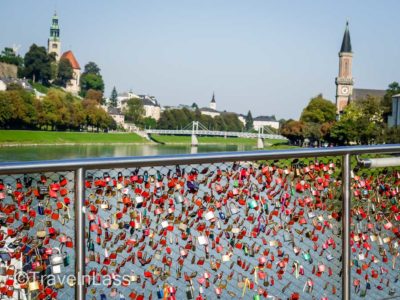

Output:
xmin=60 ymin=51 xmax=80 ymax=70
xmin=254 ymin=115 xmax=277 ymax=122
xmin=142 ymin=97 xmax=159 ymax=107
xmin=352 ymin=88 xmax=386 ymax=100
xmin=392 ymin=93 xmax=400 ymax=98
xmin=0 ymin=77 xmax=33 ymax=91
xmin=340 ymin=21 xmax=352 ymax=53
xmin=211 ymin=93 xmax=216 ymax=103
xmin=108 ymin=107 xmax=123 ymax=115
xmin=200 ymin=107 xmax=219 ymax=113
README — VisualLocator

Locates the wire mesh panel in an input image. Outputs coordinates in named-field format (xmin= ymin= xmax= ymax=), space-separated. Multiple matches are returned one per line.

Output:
xmin=84 ymin=158 xmax=343 ymax=300
xmin=350 ymin=168 xmax=400 ymax=299
xmin=0 ymin=171 xmax=76 ymax=300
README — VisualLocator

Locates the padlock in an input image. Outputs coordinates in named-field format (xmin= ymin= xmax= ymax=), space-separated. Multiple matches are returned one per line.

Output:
xmin=52 ymin=264 xmax=62 ymax=274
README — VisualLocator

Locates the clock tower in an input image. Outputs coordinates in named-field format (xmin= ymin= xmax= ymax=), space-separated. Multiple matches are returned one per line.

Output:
xmin=335 ymin=21 xmax=353 ymax=114
xmin=48 ymin=12 xmax=61 ymax=61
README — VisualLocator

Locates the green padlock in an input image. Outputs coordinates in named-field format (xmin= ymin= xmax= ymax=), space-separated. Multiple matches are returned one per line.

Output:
xmin=248 ymin=199 xmax=258 ymax=209
xmin=87 ymin=238 xmax=95 ymax=251
xmin=63 ymin=252 xmax=70 ymax=267
xmin=233 ymin=180 xmax=239 ymax=188
xmin=302 ymin=251 xmax=311 ymax=261
xmin=243 ymin=244 xmax=248 ymax=256
xmin=253 ymin=294 xmax=260 ymax=300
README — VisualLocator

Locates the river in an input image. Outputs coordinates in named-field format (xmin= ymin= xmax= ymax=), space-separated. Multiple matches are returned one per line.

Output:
xmin=0 ymin=144 xmax=257 ymax=162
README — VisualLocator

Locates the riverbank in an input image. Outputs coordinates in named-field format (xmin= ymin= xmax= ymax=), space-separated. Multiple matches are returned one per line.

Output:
xmin=0 ymin=130 xmax=291 ymax=147
xmin=0 ymin=130 xmax=149 ymax=146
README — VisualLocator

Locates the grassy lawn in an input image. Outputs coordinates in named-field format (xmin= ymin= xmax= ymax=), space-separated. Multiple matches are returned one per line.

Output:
xmin=151 ymin=134 xmax=290 ymax=146
xmin=0 ymin=130 xmax=147 ymax=145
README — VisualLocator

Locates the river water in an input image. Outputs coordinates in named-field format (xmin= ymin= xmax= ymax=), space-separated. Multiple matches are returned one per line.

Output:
xmin=0 ymin=144 xmax=257 ymax=162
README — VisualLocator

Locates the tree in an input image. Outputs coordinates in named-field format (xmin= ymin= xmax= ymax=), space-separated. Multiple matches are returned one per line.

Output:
xmin=80 ymin=62 xmax=104 ymax=97
xmin=300 ymin=94 xmax=336 ymax=124
xmin=23 ymin=44 xmax=52 ymax=84
xmin=280 ymin=120 xmax=306 ymax=145
xmin=124 ymin=98 xmax=145 ymax=125
xmin=245 ymin=110 xmax=254 ymax=131
xmin=109 ymin=86 xmax=118 ymax=108
xmin=83 ymin=62 xmax=101 ymax=75
xmin=54 ymin=58 xmax=73 ymax=87
xmin=330 ymin=96 xmax=384 ymax=145
xmin=85 ymin=89 xmax=104 ymax=104
xmin=191 ymin=102 xmax=198 ymax=109
xmin=0 ymin=47 xmax=23 ymax=67
xmin=143 ymin=117 xmax=157 ymax=129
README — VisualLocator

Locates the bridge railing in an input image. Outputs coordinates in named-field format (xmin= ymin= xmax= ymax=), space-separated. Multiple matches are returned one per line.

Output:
xmin=145 ymin=129 xmax=287 ymax=140
xmin=0 ymin=145 xmax=400 ymax=300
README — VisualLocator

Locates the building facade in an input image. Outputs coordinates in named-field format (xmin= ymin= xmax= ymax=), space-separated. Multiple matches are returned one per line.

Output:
xmin=47 ymin=13 xmax=81 ymax=95
xmin=388 ymin=94 xmax=400 ymax=128
xmin=200 ymin=93 xmax=221 ymax=118
xmin=60 ymin=51 xmax=81 ymax=95
xmin=119 ymin=92 xmax=161 ymax=121
xmin=335 ymin=22 xmax=354 ymax=114
xmin=253 ymin=116 xmax=279 ymax=130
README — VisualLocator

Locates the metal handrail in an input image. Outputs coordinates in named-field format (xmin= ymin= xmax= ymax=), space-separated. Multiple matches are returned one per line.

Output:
xmin=1 ymin=144 xmax=400 ymax=174
xmin=1 ymin=144 xmax=400 ymax=300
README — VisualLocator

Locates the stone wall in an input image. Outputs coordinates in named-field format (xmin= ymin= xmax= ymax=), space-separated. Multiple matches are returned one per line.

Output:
xmin=0 ymin=62 xmax=18 ymax=78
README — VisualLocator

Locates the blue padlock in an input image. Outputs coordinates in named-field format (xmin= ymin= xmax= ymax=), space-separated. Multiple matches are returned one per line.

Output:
xmin=156 ymin=285 xmax=164 ymax=299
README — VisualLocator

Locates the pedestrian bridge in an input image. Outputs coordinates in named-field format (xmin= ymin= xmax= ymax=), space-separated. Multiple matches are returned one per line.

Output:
xmin=145 ymin=121 xmax=287 ymax=147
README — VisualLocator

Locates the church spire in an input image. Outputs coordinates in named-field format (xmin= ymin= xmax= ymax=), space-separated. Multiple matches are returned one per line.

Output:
xmin=48 ymin=12 xmax=61 ymax=60
xmin=340 ymin=21 xmax=352 ymax=53
xmin=211 ymin=92 xmax=215 ymax=103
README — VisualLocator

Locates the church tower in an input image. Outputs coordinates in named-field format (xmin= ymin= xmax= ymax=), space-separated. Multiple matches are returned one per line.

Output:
xmin=48 ymin=12 xmax=61 ymax=60
xmin=335 ymin=21 xmax=354 ymax=114
xmin=209 ymin=92 xmax=217 ymax=110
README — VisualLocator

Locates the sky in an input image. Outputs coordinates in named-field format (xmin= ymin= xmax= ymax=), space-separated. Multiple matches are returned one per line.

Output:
xmin=1 ymin=0 xmax=399 ymax=120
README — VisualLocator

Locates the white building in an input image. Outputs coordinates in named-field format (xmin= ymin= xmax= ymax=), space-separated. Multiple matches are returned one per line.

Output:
xmin=253 ymin=116 xmax=280 ymax=130
xmin=0 ymin=79 xmax=6 ymax=91
xmin=119 ymin=92 xmax=161 ymax=121
xmin=107 ymin=107 xmax=125 ymax=126
xmin=388 ymin=93 xmax=400 ymax=128
xmin=200 ymin=93 xmax=221 ymax=118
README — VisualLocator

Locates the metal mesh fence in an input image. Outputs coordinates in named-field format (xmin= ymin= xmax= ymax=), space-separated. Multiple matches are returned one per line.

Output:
xmin=350 ymin=169 xmax=400 ymax=299
xmin=84 ymin=159 xmax=344 ymax=300
xmin=0 ymin=154 xmax=398 ymax=300
xmin=0 ymin=171 xmax=75 ymax=300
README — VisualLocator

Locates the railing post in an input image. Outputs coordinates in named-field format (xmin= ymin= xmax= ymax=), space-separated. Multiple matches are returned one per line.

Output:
xmin=75 ymin=168 xmax=86 ymax=300
xmin=342 ymin=154 xmax=351 ymax=300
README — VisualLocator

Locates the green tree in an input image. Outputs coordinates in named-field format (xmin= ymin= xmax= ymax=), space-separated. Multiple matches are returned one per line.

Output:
xmin=54 ymin=58 xmax=73 ymax=87
xmin=109 ymin=86 xmax=118 ymax=108
xmin=245 ymin=110 xmax=253 ymax=131
xmin=0 ymin=47 xmax=23 ymax=67
xmin=124 ymin=98 xmax=145 ymax=125
xmin=143 ymin=117 xmax=157 ymax=129
xmin=23 ymin=44 xmax=52 ymax=84
xmin=300 ymin=94 xmax=336 ymax=124
xmin=331 ymin=96 xmax=384 ymax=145
xmin=83 ymin=62 xmax=101 ymax=75
xmin=191 ymin=102 xmax=198 ymax=109
xmin=80 ymin=62 xmax=104 ymax=97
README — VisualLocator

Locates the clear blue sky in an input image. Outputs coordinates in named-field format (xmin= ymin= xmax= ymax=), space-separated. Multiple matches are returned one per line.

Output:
xmin=1 ymin=0 xmax=399 ymax=119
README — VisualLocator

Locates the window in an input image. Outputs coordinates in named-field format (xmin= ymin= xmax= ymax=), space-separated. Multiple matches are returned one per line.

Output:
xmin=52 ymin=44 xmax=58 ymax=49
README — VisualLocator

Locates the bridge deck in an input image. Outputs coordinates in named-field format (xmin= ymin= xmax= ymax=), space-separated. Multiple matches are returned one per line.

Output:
xmin=145 ymin=129 xmax=287 ymax=140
